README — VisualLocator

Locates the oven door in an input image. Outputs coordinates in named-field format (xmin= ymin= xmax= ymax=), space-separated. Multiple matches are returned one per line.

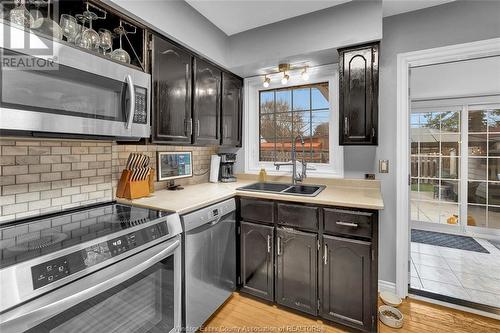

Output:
xmin=0 ymin=22 xmax=150 ymax=139
xmin=0 ymin=236 xmax=181 ymax=333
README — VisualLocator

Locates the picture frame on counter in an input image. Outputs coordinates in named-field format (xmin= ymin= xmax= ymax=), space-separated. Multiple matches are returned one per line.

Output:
xmin=157 ymin=151 xmax=193 ymax=181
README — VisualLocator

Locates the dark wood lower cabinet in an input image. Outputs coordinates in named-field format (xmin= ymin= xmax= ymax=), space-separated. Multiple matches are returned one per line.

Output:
xmin=238 ymin=198 xmax=378 ymax=332
xmin=240 ymin=221 xmax=274 ymax=301
xmin=276 ymin=228 xmax=318 ymax=315
xmin=321 ymin=235 xmax=374 ymax=332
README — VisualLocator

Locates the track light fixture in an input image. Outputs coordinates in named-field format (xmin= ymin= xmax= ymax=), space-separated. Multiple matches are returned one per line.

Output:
xmin=281 ymin=72 xmax=289 ymax=85
xmin=261 ymin=63 xmax=310 ymax=87
xmin=301 ymin=67 xmax=309 ymax=81
xmin=263 ymin=76 xmax=271 ymax=88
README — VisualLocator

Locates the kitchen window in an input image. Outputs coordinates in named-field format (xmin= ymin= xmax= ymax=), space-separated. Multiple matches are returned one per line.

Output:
xmin=243 ymin=65 xmax=343 ymax=177
xmin=259 ymin=83 xmax=329 ymax=163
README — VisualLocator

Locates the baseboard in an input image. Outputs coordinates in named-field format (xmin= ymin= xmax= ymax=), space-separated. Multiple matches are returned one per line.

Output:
xmin=378 ymin=280 xmax=396 ymax=293
xmin=410 ymin=294 xmax=500 ymax=320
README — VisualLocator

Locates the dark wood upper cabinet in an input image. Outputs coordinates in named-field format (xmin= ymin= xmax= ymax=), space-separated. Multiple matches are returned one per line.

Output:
xmin=151 ymin=35 xmax=193 ymax=144
xmin=339 ymin=42 xmax=379 ymax=145
xmin=221 ymin=72 xmax=243 ymax=147
xmin=321 ymin=235 xmax=374 ymax=332
xmin=193 ymin=58 xmax=221 ymax=145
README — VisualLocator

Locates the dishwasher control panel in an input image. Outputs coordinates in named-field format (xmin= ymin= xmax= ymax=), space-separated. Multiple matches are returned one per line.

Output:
xmin=182 ymin=199 xmax=236 ymax=232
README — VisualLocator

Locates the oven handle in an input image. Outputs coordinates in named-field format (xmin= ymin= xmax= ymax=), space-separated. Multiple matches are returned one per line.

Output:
xmin=125 ymin=74 xmax=135 ymax=129
xmin=0 ymin=238 xmax=180 ymax=332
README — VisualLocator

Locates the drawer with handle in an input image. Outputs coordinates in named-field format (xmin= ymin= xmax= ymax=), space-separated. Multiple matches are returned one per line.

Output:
xmin=323 ymin=208 xmax=373 ymax=239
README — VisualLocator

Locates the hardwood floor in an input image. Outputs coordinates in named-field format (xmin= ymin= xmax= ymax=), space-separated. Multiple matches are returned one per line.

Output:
xmin=202 ymin=292 xmax=500 ymax=333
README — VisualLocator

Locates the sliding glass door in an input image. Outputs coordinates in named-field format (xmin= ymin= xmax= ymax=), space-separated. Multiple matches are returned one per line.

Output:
xmin=467 ymin=104 xmax=500 ymax=232
xmin=410 ymin=99 xmax=500 ymax=236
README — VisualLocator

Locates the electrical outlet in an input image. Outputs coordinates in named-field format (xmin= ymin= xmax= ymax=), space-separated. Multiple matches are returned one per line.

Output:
xmin=379 ymin=160 xmax=389 ymax=173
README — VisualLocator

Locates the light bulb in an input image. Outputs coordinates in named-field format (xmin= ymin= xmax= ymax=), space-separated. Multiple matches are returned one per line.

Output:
xmin=281 ymin=73 xmax=289 ymax=85
xmin=301 ymin=69 xmax=309 ymax=81
xmin=263 ymin=76 xmax=270 ymax=88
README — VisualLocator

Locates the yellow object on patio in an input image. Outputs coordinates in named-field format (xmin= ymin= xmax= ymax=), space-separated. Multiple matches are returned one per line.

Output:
xmin=446 ymin=214 xmax=477 ymax=226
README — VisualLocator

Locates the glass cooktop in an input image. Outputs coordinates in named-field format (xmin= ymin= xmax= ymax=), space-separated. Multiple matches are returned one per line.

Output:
xmin=0 ymin=202 xmax=171 ymax=269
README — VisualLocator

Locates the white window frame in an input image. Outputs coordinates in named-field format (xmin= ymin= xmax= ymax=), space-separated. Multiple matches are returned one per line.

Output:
xmin=396 ymin=37 xmax=500 ymax=299
xmin=243 ymin=64 xmax=344 ymax=178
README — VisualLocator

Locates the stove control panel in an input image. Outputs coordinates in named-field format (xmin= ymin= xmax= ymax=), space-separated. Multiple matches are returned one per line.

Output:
xmin=31 ymin=221 xmax=168 ymax=290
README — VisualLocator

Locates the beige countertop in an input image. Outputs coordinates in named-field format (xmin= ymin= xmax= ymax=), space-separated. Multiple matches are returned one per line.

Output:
xmin=118 ymin=175 xmax=384 ymax=215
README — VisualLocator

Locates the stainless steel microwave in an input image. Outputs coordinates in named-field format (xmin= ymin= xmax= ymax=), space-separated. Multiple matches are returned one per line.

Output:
xmin=0 ymin=21 xmax=150 ymax=139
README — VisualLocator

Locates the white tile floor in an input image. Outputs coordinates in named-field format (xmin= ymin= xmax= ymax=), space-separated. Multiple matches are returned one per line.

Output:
xmin=410 ymin=237 xmax=500 ymax=308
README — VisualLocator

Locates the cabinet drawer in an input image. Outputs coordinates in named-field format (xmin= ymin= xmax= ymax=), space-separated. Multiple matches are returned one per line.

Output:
xmin=323 ymin=208 xmax=373 ymax=239
xmin=240 ymin=198 xmax=274 ymax=224
xmin=277 ymin=203 xmax=319 ymax=231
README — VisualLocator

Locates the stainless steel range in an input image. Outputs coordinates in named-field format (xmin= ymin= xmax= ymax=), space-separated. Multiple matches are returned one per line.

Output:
xmin=0 ymin=202 xmax=182 ymax=333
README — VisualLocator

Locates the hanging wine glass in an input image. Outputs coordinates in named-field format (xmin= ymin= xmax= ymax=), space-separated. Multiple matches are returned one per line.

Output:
xmin=9 ymin=0 xmax=34 ymax=28
xmin=98 ymin=28 xmax=112 ymax=56
xmin=74 ymin=14 xmax=88 ymax=48
xmin=28 ymin=0 xmax=46 ymax=27
xmin=81 ymin=11 xmax=99 ymax=51
xmin=31 ymin=0 xmax=63 ymax=40
xmin=81 ymin=2 xmax=106 ymax=52
xmin=60 ymin=14 xmax=78 ymax=43
xmin=111 ymin=25 xmax=130 ymax=64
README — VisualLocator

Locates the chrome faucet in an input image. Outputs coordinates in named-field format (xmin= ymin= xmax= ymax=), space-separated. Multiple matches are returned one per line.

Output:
xmin=274 ymin=134 xmax=307 ymax=184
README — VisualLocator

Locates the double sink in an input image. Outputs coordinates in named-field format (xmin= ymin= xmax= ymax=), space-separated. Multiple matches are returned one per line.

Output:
xmin=237 ymin=182 xmax=326 ymax=197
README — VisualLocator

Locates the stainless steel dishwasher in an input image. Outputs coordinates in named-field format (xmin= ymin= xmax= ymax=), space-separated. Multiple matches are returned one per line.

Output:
xmin=181 ymin=199 xmax=236 ymax=332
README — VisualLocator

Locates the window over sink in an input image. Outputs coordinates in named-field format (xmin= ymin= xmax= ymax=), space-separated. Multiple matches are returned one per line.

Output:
xmin=259 ymin=83 xmax=330 ymax=164
xmin=243 ymin=64 xmax=343 ymax=178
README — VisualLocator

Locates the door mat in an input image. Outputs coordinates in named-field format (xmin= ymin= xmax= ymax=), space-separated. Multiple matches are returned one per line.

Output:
xmin=411 ymin=229 xmax=489 ymax=253
xmin=488 ymin=240 xmax=500 ymax=251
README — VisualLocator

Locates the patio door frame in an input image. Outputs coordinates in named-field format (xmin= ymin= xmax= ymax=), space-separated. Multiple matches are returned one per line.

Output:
xmin=395 ymin=37 xmax=500 ymax=298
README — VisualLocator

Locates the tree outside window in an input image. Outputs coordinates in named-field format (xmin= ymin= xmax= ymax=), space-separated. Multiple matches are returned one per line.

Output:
xmin=259 ymin=83 xmax=329 ymax=163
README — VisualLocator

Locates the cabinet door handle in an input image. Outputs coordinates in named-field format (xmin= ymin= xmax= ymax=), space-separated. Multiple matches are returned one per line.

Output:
xmin=267 ymin=235 xmax=271 ymax=253
xmin=277 ymin=236 xmax=282 ymax=256
xmin=336 ymin=221 xmax=359 ymax=228
xmin=324 ymin=244 xmax=328 ymax=265
xmin=344 ymin=117 xmax=348 ymax=135
xmin=196 ymin=119 xmax=200 ymax=137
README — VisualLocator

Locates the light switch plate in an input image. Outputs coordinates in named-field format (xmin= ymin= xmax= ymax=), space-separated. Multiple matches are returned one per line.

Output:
xmin=379 ymin=160 xmax=389 ymax=173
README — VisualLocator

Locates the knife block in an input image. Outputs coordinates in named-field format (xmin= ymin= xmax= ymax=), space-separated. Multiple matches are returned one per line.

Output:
xmin=116 ymin=169 xmax=152 ymax=200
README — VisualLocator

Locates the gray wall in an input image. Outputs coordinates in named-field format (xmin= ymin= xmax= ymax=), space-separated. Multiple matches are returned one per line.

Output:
xmin=108 ymin=0 xmax=229 ymax=66
xmin=366 ymin=0 xmax=500 ymax=283
xmin=227 ymin=0 xmax=382 ymax=77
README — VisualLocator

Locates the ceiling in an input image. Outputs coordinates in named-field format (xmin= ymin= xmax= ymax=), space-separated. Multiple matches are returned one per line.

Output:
xmin=185 ymin=0 xmax=457 ymax=36
xmin=382 ymin=0 xmax=456 ymax=17
xmin=185 ymin=0 xmax=352 ymax=36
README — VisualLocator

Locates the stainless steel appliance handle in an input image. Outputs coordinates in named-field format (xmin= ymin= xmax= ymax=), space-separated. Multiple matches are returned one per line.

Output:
xmin=1 ymin=239 xmax=180 ymax=332
xmin=277 ymin=236 xmax=282 ymax=256
xmin=324 ymin=244 xmax=328 ymax=265
xmin=336 ymin=221 xmax=359 ymax=228
xmin=344 ymin=117 xmax=348 ymax=135
xmin=209 ymin=217 xmax=222 ymax=226
xmin=267 ymin=235 xmax=271 ymax=253
xmin=125 ymin=74 xmax=135 ymax=129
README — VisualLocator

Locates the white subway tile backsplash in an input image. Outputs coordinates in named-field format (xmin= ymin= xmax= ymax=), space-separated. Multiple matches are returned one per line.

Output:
xmin=3 ymin=184 xmax=29 ymax=195
xmin=16 ymin=192 xmax=40 ymax=203
xmin=1 ymin=139 xmax=215 ymax=223
xmin=3 ymin=203 xmax=28 ymax=215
